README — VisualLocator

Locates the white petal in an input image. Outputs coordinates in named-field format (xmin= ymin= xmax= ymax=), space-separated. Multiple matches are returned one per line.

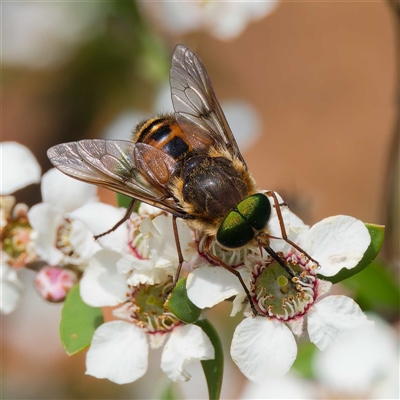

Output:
xmin=307 ymin=295 xmax=374 ymax=351
xmin=149 ymin=332 xmax=167 ymax=349
xmin=69 ymin=203 xmax=127 ymax=253
xmin=313 ymin=315 xmax=399 ymax=397
xmin=0 ymin=262 xmax=25 ymax=314
xmin=144 ymin=215 xmax=194 ymax=269
xmin=69 ymin=219 xmax=101 ymax=263
xmin=303 ymin=215 xmax=371 ymax=276
xmin=186 ymin=266 xmax=245 ymax=309
xmin=287 ymin=317 xmax=304 ymax=337
xmin=240 ymin=371 xmax=316 ymax=399
xmin=41 ymin=168 xmax=97 ymax=212
xmin=80 ymin=250 xmax=129 ymax=307
xmin=86 ymin=321 xmax=148 ymax=384
xmin=161 ymin=324 xmax=214 ymax=382
xmin=315 ymin=279 xmax=332 ymax=299
xmin=1 ymin=142 xmax=41 ymax=195
xmin=28 ymin=203 xmax=64 ymax=265
xmin=231 ymin=317 xmax=297 ymax=383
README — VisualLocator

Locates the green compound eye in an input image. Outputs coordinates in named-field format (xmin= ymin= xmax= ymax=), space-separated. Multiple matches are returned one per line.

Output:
xmin=237 ymin=193 xmax=271 ymax=230
xmin=217 ymin=211 xmax=254 ymax=249
xmin=217 ymin=194 xmax=271 ymax=249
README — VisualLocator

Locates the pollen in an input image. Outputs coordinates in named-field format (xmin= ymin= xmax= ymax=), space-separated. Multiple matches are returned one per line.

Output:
xmin=249 ymin=254 xmax=317 ymax=321
xmin=128 ymin=279 xmax=182 ymax=335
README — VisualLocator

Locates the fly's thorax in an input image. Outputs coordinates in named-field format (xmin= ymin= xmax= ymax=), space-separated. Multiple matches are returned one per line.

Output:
xmin=179 ymin=154 xmax=253 ymax=223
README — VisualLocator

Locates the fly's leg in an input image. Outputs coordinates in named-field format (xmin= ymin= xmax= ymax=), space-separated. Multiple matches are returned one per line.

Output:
xmin=265 ymin=190 xmax=320 ymax=266
xmin=94 ymin=199 xmax=137 ymax=240
xmin=204 ymin=237 xmax=261 ymax=317
xmin=164 ymin=216 xmax=185 ymax=300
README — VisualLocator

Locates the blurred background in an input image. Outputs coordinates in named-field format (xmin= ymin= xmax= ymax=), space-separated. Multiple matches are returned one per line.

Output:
xmin=2 ymin=1 xmax=399 ymax=399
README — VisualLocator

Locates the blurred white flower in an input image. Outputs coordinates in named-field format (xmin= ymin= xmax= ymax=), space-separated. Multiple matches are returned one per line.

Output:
xmin=0 ymin=259 xmax=25 ymax=314
xmin=1 ymin=142 xmax=41 ymax=195
xmin=240 ymin=371 xmax=317 ymax=399
xmin=1 ymin=142 xmax=41 ymax=313
xmin=313 ymin=314 xmax=399 ymax=399
xmin=2 ymin=2 xmax=105 ymax=69
xmin=140 ymin=1 xmax=278 ymax=40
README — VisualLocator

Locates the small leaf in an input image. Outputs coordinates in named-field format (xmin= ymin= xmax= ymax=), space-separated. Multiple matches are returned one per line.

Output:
xmin=116 ymin=193 xmax=134 ymax=209
xmin=196 ymin=319 xmax=224 ymax=400
xmin=60 ymin=284 xmax=104 ymax=356
xmin=164 ymin=278 xmax=201 ymax=324
xmin=318 ymin=223 xmax=385 ymax=284
xmin=342 ymin=259 xmax=400 ymax=313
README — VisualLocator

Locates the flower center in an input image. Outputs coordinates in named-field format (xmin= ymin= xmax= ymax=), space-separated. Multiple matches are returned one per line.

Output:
xmin=250 ymin=254 xmax=317 ymax=320
xmin=129 ymin=279 xmax=181 ymax=334
xmin=56 ymin=219 xmax=74 ymax=258
xmin=2 ymin=219 xmax=33 ymax=266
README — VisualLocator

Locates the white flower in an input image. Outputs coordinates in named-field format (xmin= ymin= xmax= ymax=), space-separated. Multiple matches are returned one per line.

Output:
xmin=27 ymin=168 xmax=100 ymax=267
xmin=140 ymin=1 xmax=278 ymax=40
xmin=228 ymin=215 xmax=373 ymax=382
xmin=79 ymin=203 xmax=196 ymax=294
xmin=80 ymin=247 xmax=214 ymax=384
xmin=3 ymin=2 xmax=105 ymax=69
xmin=313 ymin=314 xmax=399 ymax=399
xmin=1 ymin=142 xmax=41 ymax=195
xmin=1 ymin=142 xmax=41 ymax=313
xmin=0 ymin=258 xmax=25 ymax=314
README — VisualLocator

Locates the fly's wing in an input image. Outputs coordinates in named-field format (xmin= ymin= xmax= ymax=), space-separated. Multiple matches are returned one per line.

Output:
xmin=170 ymin=44 xmax=246 ymax=165
xmin=47 ymin=139 xmax=187 ymax=217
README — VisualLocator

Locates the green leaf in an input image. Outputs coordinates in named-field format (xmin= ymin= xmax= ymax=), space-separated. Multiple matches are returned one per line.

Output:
xmin=164 ymin=278 xmax=201 ymax=324
xmin=116 ymin=193 xmax=134 ymax=209
xmin=318 ymin=223 xmax=385 ymax=284
xmin=60 ymin=284 xmax=104 ymax=356
xmin=196 ymin=319 xmax=224 ymax=400
xmin=160 ymin=381 xmax=179 ymax=400
xmin=342 ymin=259 xmax=400 ymax=313
xmin=292 ymin=341 xmax=318 ymax=379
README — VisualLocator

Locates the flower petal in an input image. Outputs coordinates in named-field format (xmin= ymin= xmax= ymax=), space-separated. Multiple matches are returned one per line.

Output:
xmin=0 ymin=262 xmax=25 ymax=314
xmin=69 ymin=203 xmax=127 ymax=253
xmin=86 ymin=321 xmax=148 ymax=384
xmin=186 ymin=266 xmax=245 ymax=309
xmin=307 ymin=295 xmax=374 ymax=351
xmin=231 ymin=317 xmax=297 ymax=382
xmin=80 ymin=250 xmax=129 ymax=307
xmin=313 ymin=315 xmax=399 ymax=397
xmin=28 ymin=203 xmax=65 ymax=265
xmin=302 ymin=215 xmax=370 ymax=276
xmin=41 ymin=168 xmax=97 ymax=212
xmin=1 ymin=142 xmax=41 ymax=195
xmin=161 ymin=324 xmax=214 ymax=382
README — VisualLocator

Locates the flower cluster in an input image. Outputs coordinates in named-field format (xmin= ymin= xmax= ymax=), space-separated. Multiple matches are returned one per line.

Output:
xmin=2 ymin=141 xmax=377 ymax=388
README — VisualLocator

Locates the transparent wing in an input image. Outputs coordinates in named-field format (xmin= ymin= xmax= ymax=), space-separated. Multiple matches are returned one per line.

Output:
xmin=170 ymin=44 xmax=246 ymax=165
xmin=47 ymin=139 xmax=187 ymax=217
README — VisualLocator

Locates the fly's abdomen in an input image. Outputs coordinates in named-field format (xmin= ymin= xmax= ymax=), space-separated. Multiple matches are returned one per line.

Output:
xmin=134 ymin=115 xmax=192 ymax=162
